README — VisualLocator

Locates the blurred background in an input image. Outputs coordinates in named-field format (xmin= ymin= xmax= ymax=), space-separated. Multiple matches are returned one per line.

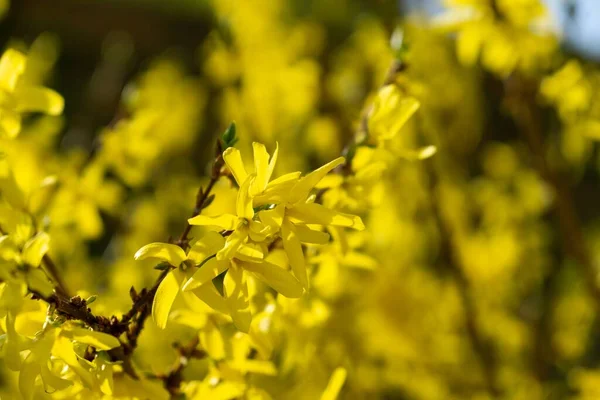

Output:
xmin=4 ymin=0 xmax=600 ymax=398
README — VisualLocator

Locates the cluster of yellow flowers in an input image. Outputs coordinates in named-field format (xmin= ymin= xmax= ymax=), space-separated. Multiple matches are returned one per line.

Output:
xmin=4 ymin=0 xmax=600 ymax=398
xmin=435 ymin=0 xmax=557 ymax=76
xmin=0 ymin=14 xmax=426 ymax=393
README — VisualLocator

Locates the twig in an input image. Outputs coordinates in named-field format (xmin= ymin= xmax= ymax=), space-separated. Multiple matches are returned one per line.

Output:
xmin=42 ymin=254 xmax=70 ymax=297
xmin=116 ymin=143 xmax=225 ymax=374
xmin=161 ymin=336 xmax=206 ymax=397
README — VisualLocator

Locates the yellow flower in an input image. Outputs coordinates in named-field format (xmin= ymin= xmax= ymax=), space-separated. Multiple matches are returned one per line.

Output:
xmin=0 ymin=49 xmax=64 ymax=138
xmin=368 ymin=84 xmax=420 ymax=143
xmin=255 ymin=157 xmax=365 ymax=289
xmin=135 ymin=231 xmax=302 ymax=332
xmin=188 ymin=143 xmax=280 ymax=260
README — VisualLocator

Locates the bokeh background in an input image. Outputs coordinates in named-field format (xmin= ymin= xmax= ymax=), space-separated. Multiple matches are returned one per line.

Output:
xmin=3 ymin=0 xmax=600 ymax=398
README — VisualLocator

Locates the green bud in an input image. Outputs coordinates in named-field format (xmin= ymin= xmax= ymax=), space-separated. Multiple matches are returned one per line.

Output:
xmin=221 ymin=122 xmax=237 ymax=149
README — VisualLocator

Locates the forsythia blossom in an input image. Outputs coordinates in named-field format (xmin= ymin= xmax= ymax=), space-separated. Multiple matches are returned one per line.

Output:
xmin=135 ymin=142 xmax=364 ymax=332
xmin=0 ymin=49 xmax=63 ymax=138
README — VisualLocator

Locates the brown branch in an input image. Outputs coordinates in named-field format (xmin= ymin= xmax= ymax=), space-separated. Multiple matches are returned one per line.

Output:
xmin=160 ymin=336 xmax=206 ymax=397
xmin=24 ymin=138 xmax=225 ymax=380
xmin=115 ymin=143 xmax=225 ymax=374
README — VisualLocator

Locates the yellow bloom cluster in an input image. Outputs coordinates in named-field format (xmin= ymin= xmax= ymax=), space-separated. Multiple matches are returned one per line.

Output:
xmin=435 ymin=0 xmax=557 ymax=76
xmin=135 ymin=141 xmax=364 ymax=332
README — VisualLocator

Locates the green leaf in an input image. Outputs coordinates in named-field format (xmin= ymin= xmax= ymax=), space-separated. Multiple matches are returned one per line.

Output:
xmin=134 ymin=242 xmax=187 ymax=266
xmin=68 ymin=327 xmax=120 ymax=350
xmin=152 ymin=270 xmax=181 ymax=329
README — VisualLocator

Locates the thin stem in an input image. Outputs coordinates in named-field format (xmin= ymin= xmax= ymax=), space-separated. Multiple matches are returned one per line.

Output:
xmin=162 ymin=336 xmax=205 ymax=397
xmin=42 ymin=254 xmax=70 ymax=297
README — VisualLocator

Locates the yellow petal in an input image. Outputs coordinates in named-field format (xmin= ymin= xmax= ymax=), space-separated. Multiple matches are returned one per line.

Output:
xmin=242 ymin=261 xmax=303 ymax=298
xmin=314 ymin=174 xmax=344 ymax=190
xmin=398 ymin=145 xmax=437 ymax=160
xmin=134 ymin=242 xmax=187 ymax=266
xmin=258 ymin=204 xmax=285 ymax=229
xmin=200 ymin=321 xmax=225 ymax=360
xmin=288 ymin=203 xmax=365 ymax=230
xmin=15 ymin=87 xmax=64 ymax=115
xmin=40 ymin=363 xmax=72 ymax=392
xmin=231 ymin=359 xmax=277 ymax=376
xmin=267 ymin=171 xmax=301 ymax=187
xmin=251 ymin=142 xmax=278 ymax=195
xmin=182 ymin=257 xmax=229 ymax=292
xmin=191 ymin=283 xmax=228 ymax=314
xmin=289 ymin=157 xmax=345 ymax=204
xmin=21 ymin=232 xmax=50 ymax=267
xmin=0 ymin=109 xmax=22 ymax=138
xmin=152 ymin=270 xmax=181 ymax=329
xmin=224 ymin=265 xmax=251 ymax=332
xmin=5 ymin=312 xmax=22 ymax=370
xmin=217 ymin=228 xmax=248 ymax=261
xmin=67 ymin=327 xmax=121 ymax=350
xmin=235 ymin=242 xmax=265 ymax=262
xmin=294 ymin=224 xmax=330 ymax=244
xmin=223 ymin=147 xmax=248 ymax=187
xmin=0 ymin=49 xmax=26 ymax=92
xmin=251 ymin=142 xmax=269 ymax=194
xmin=320 ymin=367 xmax=347 ymax=400
xmin=342 ymin=252 xmax=377 ymax=270
xmin=236 ymin=174 xmax=255 ymax=220
xmin=281 ymin=221 xmax=308 ymax=289
xmin=188 ymin=214 xmax=238 ymax=230
xmin=187 ymin=231 xmax=226 ymax=264
xmin=19 ymin=356 xmax=40 ymax=400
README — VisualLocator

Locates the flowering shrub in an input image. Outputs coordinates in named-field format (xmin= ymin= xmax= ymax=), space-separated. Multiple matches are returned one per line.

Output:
xmin=2 ymin=0 xmax=600 ymax=399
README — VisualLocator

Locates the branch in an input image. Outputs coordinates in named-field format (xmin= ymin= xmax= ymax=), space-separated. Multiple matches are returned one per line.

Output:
xmin=159 ymin=336 xmax=206 ymax=396
xmin=116 ymin=144 xmax=225 ymax=372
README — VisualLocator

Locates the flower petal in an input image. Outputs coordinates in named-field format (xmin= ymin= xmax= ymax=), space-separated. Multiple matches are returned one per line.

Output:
xmin=224 ymin=265 xmax=251 ymax=332
xmin=21 ymin=232 xmax=50 ymax=267
xmin=15 ymin=87 xmax=64 ymax=115
xmin=0 ymin=49 xmax=26 ymax=92
xmin=281 ymin=221 xmax=308 ymax=289
xmin=288 ymin=203 xmax=364 ymax=230
xmin=182 ymin=257 xmax=229 ymax=292
xmin=294 ymin=224 xmax=330 ymax=244
xmin=236 ymin=174 xmax=255 ymax=220
xmin=223 ymin=147 xmax=248 ymax=187
xmin=242 ymin=261 xmax=303 ymax=298
xmin=235 ymin=242 xmax=265 ymax=262
xmin=0 ymin=109 xmax=22 ymax=138
xmin=191 ymin=283 xmax=228 ymax=314
xmin=67 ymin=327 xmax=121 ymax=350
xmin=187 ymin=214 xmax=238 ymax=230
xmin=187 ymin=231 xmax=226 ymax=264
xmin=217 ymin=228 xmax=248 ymax=261
xmin=289 ymin=157 xmax=345 ymax=203
xmin=152 ymin=270 xmax=181 ymax=329
xmin=320 ymin=367 xmax=347 ymax=400
xmin=134 ymin=242 xmax=187 ymax=266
